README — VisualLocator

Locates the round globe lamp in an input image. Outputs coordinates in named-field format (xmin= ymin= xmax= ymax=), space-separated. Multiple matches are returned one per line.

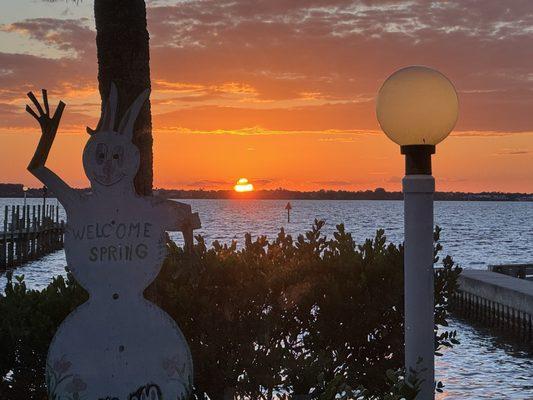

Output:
xmin=376 ymin=66 xmax=458 ymax=400
xmin=377 ymin=65 xmax=458 ymax=174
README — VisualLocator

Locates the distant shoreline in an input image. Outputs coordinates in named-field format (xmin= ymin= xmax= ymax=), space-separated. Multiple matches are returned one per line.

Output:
xmin=1 ymin=184 xmax=532 ymax=202
xmin=160 ymin=189 xmax=533 ymax=202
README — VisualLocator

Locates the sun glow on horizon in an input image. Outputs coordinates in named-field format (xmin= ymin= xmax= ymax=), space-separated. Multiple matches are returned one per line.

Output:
xmin=234 ymin=178 xmax=254 ymax=192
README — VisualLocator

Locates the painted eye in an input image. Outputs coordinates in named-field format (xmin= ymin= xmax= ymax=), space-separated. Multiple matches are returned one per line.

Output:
xmin=96 ymin=143 xmax=107 ymax=165
xmin=113 ymin=145 xmax=124 ymax=166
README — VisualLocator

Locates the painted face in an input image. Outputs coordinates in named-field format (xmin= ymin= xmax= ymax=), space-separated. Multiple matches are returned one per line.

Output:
xmin=82 ymin=84 xmax=149 ymax=190
xmin=83 ymin=131 xmax=140 ymax=188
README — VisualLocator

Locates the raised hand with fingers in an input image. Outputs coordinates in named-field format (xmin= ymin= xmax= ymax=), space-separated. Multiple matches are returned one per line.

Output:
xmin=25 ymin=89 xmax=76 ymax=210
xmin=26 ymin=89 xmax=66 ymax=171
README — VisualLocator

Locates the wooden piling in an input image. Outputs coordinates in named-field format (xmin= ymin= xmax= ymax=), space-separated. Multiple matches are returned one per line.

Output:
xmin=1 ymin=206 xmax=7 ymax=267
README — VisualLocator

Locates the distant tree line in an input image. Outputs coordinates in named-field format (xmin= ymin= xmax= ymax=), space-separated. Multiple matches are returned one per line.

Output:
xmin=2 ymin=183 xmax=531 ymax=201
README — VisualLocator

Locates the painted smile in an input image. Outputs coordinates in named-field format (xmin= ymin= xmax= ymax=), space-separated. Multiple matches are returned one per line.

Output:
xmin=94 ymin=173 xmax=126 ymax=186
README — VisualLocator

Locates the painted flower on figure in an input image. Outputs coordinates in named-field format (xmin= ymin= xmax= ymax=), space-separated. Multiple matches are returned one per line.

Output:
xmin=65 ymin=375 xmax=87 ymax=393
xmin=53 ymin=355 xmax=72 ymax=374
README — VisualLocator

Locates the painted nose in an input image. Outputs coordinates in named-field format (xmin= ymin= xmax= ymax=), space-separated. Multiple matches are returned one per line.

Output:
xmin=103 ymin=159 xmax=114 ymax=177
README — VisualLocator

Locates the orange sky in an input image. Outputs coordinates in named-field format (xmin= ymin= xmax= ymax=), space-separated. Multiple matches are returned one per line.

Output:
xmin=1 ymin=0 xmax=532 ymax=192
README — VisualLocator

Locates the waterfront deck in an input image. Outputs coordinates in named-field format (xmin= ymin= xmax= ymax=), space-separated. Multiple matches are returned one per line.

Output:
xmin=0 ymin=204 xmax=64 ymax=269
xmin=451 ymin=269 xmax=533 ymax=342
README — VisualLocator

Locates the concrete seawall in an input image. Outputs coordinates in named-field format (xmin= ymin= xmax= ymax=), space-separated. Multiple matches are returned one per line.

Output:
xmin=451 ymin=270 xmax=533 ymax=342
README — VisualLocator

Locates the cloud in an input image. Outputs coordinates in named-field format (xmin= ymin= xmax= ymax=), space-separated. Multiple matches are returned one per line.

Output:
xmin=252 ymin=179 xmax=274 ymax=186
xmin=319 ymin=137 xmax=359 ymax=143
xmin=493 ymin=148 xmax=532 ymax=156
xmin=1 ymin=18 xmax=94 ymax=57
xmin=451 ymin=130 xmax=528 ymax=137
xmin=0 ymin=52 xmax=96 ymax=104
xmin=185 ymin=179 xmax=231 ymax=187
xmin=153 ymin=102 xmax=379 ymax=132
xmin=2 ymin=0 xmax=533 ymax=135
xmin=145 ymin=0 xmax=533 ymax=132
xmin=386 ymin=176 xmax=402 ymax=184
xmin=312 ymin=180 xmax=353 ymax=186
xmin=0 ymin=18 xmax=97 ymax=127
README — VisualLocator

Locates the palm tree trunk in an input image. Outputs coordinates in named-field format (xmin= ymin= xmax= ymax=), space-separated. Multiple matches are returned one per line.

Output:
xmin=94 ymin=0 xmax=153 ymax=196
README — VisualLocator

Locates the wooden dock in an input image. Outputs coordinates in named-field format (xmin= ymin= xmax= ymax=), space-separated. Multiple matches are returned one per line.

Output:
xmin=451 ymin=269 xmax=533 ymax=342
xmin=0 ymin=204 xmax=65 ymax=269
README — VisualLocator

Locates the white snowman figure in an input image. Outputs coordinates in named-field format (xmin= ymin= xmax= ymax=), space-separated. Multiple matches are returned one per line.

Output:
xmin=26 ymin=85 xmax=199 ymax=400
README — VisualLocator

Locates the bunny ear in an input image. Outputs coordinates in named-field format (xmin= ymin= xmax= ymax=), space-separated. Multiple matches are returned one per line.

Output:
xmin=87 ymin=82 xmax=118 ymax=135
xmin=118 ymin=87 xmax=150 ymax=139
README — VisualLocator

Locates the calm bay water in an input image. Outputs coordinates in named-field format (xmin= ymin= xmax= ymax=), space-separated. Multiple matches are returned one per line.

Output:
xmin=0 ymin=198 xmax=532 ymax=398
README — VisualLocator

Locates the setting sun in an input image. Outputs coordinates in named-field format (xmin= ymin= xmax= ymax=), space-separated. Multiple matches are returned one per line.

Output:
xmin=234 ymin=178 xmax=254 ymax=192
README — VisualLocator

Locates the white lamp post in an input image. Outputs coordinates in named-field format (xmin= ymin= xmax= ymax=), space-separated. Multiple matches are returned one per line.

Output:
xmin=376 ymin=66 xmax=458 ymax=399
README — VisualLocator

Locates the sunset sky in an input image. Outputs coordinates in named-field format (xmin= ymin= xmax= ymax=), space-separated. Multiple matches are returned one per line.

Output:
xmin=1 ymin=0 xmax=532 ymax=192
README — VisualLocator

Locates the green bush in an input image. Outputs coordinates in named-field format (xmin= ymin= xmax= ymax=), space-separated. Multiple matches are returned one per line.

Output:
xmin=0 ymin=221 xmax=461 ymax=399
